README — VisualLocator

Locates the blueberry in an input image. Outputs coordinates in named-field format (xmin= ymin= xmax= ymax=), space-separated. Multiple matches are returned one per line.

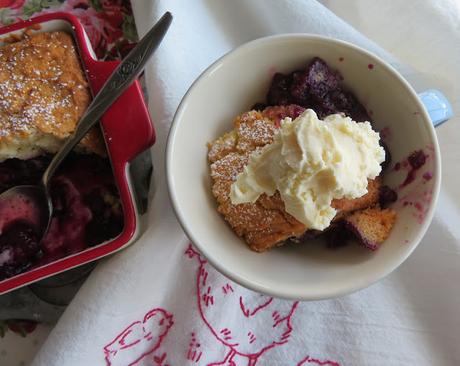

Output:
xmin=290 ymin=70 xmax=311 ymax=103
xmin=380 ymin=141 xmax=392 ymax=171
xmin=326 ymin=224 xmax=352 ymax=248
xmin=0 ymin=221 xmax=41 ymax=280
xmin=267 ymin=73 xmax=293 ymax=106
xmin=251 ymin=102 xmax=267 ymax=111
xmin=305 ymin=57 xmax=340 ymax=99
xmin=408 ymin=150 xmax=426 ymax=170
xmin=379 ymin=185 xmax=398 ymax=208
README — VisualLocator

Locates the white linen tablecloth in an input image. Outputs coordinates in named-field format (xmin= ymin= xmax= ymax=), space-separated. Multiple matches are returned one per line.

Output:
xmin=31 ymin=1 xmax=460 ymax=365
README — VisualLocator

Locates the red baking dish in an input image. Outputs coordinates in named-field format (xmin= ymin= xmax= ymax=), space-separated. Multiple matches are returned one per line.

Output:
xmin=0 ymin=12 xmax=155 ymax=294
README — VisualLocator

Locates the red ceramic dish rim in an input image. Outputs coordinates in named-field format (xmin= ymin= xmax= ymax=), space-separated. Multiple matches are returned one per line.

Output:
xmin=0 ymin=12 xmax=155 ymax=294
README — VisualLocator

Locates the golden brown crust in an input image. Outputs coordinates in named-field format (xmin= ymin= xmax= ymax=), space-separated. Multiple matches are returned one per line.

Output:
xmin=332 ymin=177 xmax=381 ymax=220
xmin=208 ymin=109 xmax=307 ymax=252
xmin=345 ymin=207 xmax=396 ymax=246
xmin=0 ymin=31 xmax=104 ymax=155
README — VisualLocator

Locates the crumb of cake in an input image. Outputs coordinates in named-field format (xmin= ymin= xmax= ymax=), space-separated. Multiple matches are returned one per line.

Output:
xmin=342 ymin=207 xmax=397 ymax=250
xmin=0 ymin=31 xmax=104 ymax=162
xmin=207 ymin=131 xmax=237 ymax=163
xmin=332 ymin=178 xmax=381 ymax=218
xmin=234 ymin=110 xmax=278 ymax=152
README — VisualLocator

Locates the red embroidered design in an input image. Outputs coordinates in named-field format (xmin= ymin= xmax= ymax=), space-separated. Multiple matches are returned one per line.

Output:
xmin=103 ymin=308 xmax=173 ymax=366
xmin=186 ymin=244 xmax=299 ymax=366
xmin=152 ymin=352 xmax=170 ymax=366
xmin=297 ymin=356 xmax=341 ymax=366
xmin=187 ymin=332 xmax=203 ymax=363
xmin=222 ymin=284 xmax=234 ymax=294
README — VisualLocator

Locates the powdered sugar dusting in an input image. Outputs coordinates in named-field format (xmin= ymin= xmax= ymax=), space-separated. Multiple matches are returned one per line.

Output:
xmin=207 ymin=107 xmax=306 ymax=251
xmin=0 ymin=31 xmax=91 ymax=148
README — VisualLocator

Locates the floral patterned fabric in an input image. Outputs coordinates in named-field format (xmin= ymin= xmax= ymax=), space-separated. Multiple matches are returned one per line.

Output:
xmin=0 ymin=0 xmax=137 ymax=59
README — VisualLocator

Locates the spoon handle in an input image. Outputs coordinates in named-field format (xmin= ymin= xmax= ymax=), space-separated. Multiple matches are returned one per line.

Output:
xmin=42 ymin=11 xmax=172 ymax=188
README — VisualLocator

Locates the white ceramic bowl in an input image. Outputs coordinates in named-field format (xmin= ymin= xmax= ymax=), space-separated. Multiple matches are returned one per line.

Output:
xmin=167 ymin=34 xmax=441 ymax=300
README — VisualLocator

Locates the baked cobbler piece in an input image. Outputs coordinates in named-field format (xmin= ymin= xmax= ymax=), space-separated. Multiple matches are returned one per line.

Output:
xmin=0 ymin=31 xmax=104 ymax=161
xmin=0 ymin=32 xmax=122 ymax=280
xmin=208 ymin=58 xmax=397 ymax=252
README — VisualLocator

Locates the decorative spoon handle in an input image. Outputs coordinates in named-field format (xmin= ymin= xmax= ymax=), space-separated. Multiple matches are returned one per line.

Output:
xmin=42 ymin=11 xmax=173 ymax=187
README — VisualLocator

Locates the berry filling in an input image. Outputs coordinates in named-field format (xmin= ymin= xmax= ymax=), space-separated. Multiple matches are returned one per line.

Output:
xmin=0 ymin=221 xmax=42 ymax=279
xmin=0 ymin=154 xmax=123 ymax=280
xmin=401 ymin=149 xmax=427 ymax=187
xmin=379 ymin=185 xmax=398 ymax=208
xmin=263 ymin=57 xmax=371 ymax=122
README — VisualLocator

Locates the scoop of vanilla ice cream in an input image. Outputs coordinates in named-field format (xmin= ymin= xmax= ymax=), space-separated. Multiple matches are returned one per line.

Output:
xmin=230 ymin=109 xmax=385 ymax=230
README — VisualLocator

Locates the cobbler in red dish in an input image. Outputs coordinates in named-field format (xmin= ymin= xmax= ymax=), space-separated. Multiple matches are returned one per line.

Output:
xmin=0 ymin=31 xmax=122 ymax=280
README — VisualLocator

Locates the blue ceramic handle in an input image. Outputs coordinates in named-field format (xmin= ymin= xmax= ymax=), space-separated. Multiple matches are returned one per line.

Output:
xmin=418 ymin=89 xmax=453 ymax=127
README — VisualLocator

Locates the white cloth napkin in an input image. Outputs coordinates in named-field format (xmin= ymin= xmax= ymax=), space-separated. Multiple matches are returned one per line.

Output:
xmin=32 ymin=1 xmax=460 ymax=365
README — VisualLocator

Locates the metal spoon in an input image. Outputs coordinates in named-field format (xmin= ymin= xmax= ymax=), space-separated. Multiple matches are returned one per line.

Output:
xmin=0 ymin=12 xmax=172 ymax=240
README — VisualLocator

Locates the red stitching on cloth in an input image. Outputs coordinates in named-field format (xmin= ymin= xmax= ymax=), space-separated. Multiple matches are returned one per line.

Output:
xmin=186 ymin=331 xmax=204 ymax=363
xmin=222 ymin=283 xmax=234 ymax=294
xmin=103 ymin=308 xmax=173 ymax=366
xmin=239 ymin=296 xmax=273 ymax=317
xmin=297 ymin=356 xmax=341 ymax=366
xmin=153 ymin=352 xmax=171 ymax=366
xmin=187 ymin=243 xmax=299 ymax=366
xmin=102 ymin=243 xmax=341 ymax=366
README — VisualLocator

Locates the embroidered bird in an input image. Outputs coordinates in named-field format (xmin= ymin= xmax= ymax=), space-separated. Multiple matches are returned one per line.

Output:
xmin=186 ymin=245 xmax=298 ymax=366
xmin=103 ymin=308 xmax=173 ymax=366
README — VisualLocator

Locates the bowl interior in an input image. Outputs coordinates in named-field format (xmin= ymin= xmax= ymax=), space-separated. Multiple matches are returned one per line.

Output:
xmin=168 ymin=35 xmax=440 ymax=300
